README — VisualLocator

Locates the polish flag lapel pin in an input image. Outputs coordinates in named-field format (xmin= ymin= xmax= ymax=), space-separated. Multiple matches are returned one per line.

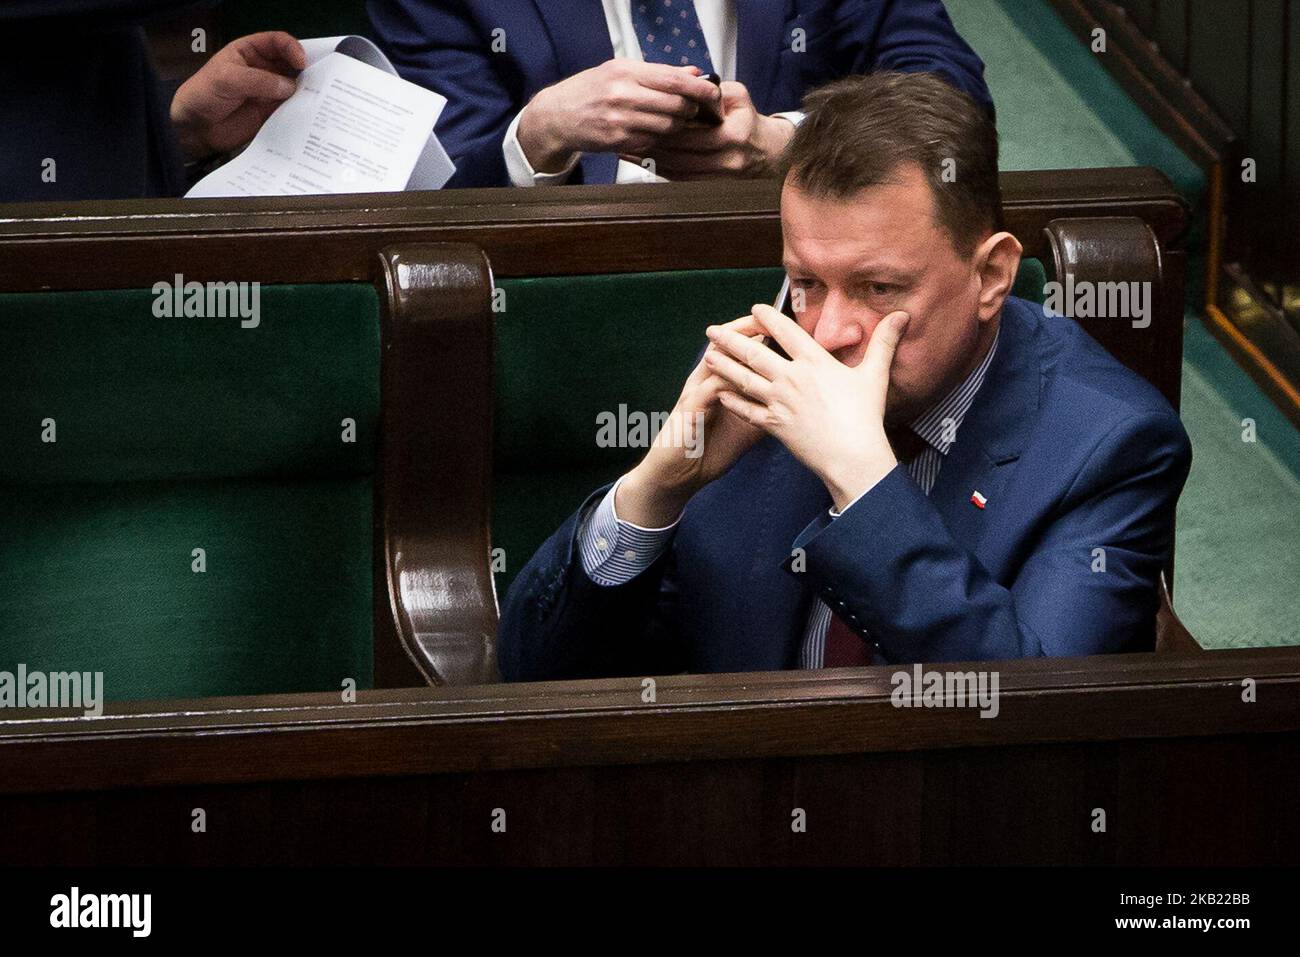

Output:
xmin=970 ymin=490 xmax=988 ymax=509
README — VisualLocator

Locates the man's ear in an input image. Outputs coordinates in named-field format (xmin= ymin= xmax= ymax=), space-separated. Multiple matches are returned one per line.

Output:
xmin=973 ymin=231 xmax=1023 ymax=321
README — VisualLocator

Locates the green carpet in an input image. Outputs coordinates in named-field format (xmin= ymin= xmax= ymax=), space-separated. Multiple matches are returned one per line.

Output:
xmin=949 ymin=0 xmax=1297 ymax=647
xmin=1177 ymin=315 xmax=1300 ymax=647
xmin=949 ymin=0 xmax=1206 ymax=304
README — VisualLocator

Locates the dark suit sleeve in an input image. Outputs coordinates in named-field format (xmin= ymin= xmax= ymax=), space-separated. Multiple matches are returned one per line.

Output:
xmin=838 ymin=0 xmax=993 ymax=114
xmin=498 ymin=486 xmax=691 ymax=681
xmin=793 ymin=409 xmax=1192 ymax=660
xmin=367 ymin=0 xmax=518 ymax=188
xmin=0 ymin=3 xmax=196 ymax=201
xmin=0 ymin=1 xmax=198 ymax=19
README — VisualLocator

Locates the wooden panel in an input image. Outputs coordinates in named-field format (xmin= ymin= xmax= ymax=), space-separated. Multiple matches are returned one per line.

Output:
xmin=1187 ymin=0 xmax=1253 ymax=134
xmin=1122 ymin=0 xmax=1158 ymax=37
xmin=1285 ymin=0 xmax=1300 ymax=279
xmin=1047 ymin=0 xmax=1234 ymax=169
xmin=1151 ymin=0 xmax=1189 ymax=73
xmin=1045 ymin=0 xmax=1300 ymax=418
xmin=0 ymin=171 xmax=1189 ymax=292
xmin=0 ymin=649 xmax=1297 ymax=864
xmin=0 ymin=734 xmax=1295 ymax=865
xmin=376 ymin=245 xmax=499 ymax=686
xmin=1065 ymin=0 xmax=1295 ymax=280
xmin=1 ymin=650 xmax=1296 ymax=794
xmin=1045 ymin=216 xmax=1184 ymax=409
xmin=1247 ymin=0 xmax=1288 ymax=275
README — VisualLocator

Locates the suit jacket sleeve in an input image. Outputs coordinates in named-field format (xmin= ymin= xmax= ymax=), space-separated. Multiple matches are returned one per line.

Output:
xmin=792 ymin=408 xmax=1192 ymax=660
xmin=842 ymin=0 xmax=993 ymax=115
xmin=0 ymin=1 xmax=199 ymax=18
xmin=368 ymin=0 xmax=519 ymax=188
xmin=498 ymin=485 xmax=691 ymax=681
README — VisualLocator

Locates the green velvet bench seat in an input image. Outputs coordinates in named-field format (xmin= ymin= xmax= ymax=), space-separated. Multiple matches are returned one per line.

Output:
xmin=0 ymin=242 xmax=498 ymax=701
xmin=0 ymin=285 xmax=378 ymax=702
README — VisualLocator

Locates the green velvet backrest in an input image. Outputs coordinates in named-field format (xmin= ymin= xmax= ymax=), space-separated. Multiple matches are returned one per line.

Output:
xmin=492 ymin=260 xmax=1048 ymax=595
xmin=0 ymin=284 xmax=380 ymax=702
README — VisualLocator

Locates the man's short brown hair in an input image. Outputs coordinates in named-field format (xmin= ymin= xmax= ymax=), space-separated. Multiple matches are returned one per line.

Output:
xmin=780 ymin=71 xmax=1002 ymax=257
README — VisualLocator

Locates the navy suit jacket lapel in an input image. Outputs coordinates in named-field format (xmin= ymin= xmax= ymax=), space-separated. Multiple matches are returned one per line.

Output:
xmin=929 ymin=301 xmax=1043 ymax=549
xmin=735 ymin=0 xmax=787 ymax=112
xmin=532 ymin=0 xmax=615 ymax=79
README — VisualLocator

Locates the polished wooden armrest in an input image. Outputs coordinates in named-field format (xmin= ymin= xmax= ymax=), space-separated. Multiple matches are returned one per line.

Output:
xmin=375 ymin=245 xmax=499 ymax=686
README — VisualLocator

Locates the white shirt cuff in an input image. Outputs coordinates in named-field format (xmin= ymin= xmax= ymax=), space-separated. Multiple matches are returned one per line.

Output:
xmin=616 ymin=158 xmax=668 ymax=183
xmin=577 ymin=474 xmax=681 ymax=586
xmin=502 ymin=108 xmax=581 ymax=187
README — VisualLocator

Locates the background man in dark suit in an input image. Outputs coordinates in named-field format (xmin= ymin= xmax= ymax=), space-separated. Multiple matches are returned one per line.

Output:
xmin=0 ymin=1 xmax=305 ymax=203
xmin=368 ymin=0 xmax=991 ymax=187
xmin=498 ymin=71 xmax=1192 ymax=681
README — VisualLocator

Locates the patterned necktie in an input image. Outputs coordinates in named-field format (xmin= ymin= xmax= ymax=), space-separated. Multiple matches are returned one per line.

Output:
xmin=822 ymin=425 xmax=926 ymax=667
xmin=630 ymin=0 xmax=715 ymax=71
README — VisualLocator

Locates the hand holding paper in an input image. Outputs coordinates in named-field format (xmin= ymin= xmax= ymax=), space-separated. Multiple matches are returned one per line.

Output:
xmin=171 ymin=32 xmax=307 ymax=162
xmin=186 ymin=36 xmax=455 ymax=197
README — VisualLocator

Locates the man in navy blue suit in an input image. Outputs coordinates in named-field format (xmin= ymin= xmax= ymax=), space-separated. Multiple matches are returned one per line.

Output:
xmin=498 ymin=71 xmax=1193 ymax=680
xmin=367 ymin=0 xmax=991 ymax=188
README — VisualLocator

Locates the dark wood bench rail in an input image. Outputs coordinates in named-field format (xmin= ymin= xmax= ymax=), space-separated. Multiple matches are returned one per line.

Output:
xmin=0 ymin=648 xmax=1297 ymax=864
xmin=0 ymin=168 xmax=1187 ymax=288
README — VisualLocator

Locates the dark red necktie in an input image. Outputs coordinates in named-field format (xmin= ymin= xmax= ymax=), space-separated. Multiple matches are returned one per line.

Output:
xmin=822 ymin=425 xmax=926 ymax=666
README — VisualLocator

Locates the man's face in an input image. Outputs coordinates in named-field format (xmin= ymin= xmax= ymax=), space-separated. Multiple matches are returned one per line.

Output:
xmin=780 ymin=164 xmax=988 ymax=422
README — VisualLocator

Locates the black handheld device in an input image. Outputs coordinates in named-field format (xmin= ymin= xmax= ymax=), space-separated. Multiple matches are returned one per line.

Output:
xmin=766 ymin=277 xmax=795 ymax=360
xmin=696 ymin=72 xmax=724 ymax=126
